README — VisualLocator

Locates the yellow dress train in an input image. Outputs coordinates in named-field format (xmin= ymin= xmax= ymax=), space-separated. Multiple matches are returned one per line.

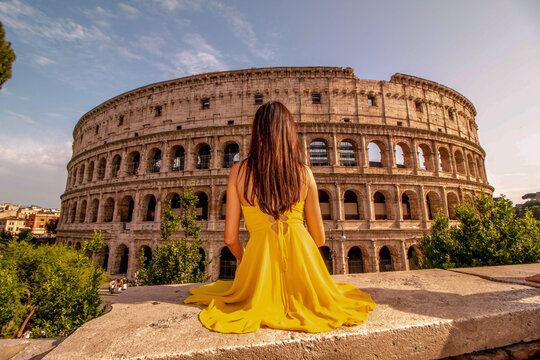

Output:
xmin=184 ymin=201 xmax=376 ymax=333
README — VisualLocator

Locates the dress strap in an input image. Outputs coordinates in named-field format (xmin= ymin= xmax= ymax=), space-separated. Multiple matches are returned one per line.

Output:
xmin=268 ymin=216 xmax=289 ymax=272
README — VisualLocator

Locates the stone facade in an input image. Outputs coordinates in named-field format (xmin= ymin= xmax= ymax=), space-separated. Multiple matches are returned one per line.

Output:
xmin=57 ymin=66 xmax=492 ymax=280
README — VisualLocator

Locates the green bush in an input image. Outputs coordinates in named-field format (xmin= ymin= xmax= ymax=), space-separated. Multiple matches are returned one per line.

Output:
xmin=418 ymin=195 xmax=540 ymax=269
xmin=0 ymin=241 xmax=107 ymax=338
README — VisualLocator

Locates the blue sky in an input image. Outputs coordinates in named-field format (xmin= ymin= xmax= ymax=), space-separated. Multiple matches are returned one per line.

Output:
xmin=0 ymin=0 xmax=539 ymax=208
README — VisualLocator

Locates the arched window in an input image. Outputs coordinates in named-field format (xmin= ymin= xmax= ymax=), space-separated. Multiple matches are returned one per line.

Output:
xmin=97 ymin=158 xmax=106 ymax=180
xmin=438 ymin=148 xmax=451 ymax=172
xmin=368 ymin=142 xmax=382 ymax=167
xmin=111 ymin=155 xmax=122 ymax=178
xmin=373 ymin=191 xmax=387 ymax=220
xmin=401 ymin=191 xmax=419 ymax=220
xmin=417 ymin=144 xmax=434 ymax=171
xmin=339 ymin=141 xmax=356 ymax=166
xmin=426 ymin=191 xmax=442 ymax=220
xmin=476 ymin=158 xmax=484 ymax=180
xmin=395 ymin=144 xmax=405 ymax=168
xmin=454 ymin=150 xmax=466 ymax=174
xmin=79 ymin=200 xmax=87 ymax=223
xmin=103 ymin=198 xmax=115 ymax=222
xmin=101 ymin=245 xmax=109 ymax=271
xmin=197 ymin=247 xmax=206 ymax=274
xmin=467 ymin=154 xmax=476 ymax=177
xmin=116 ymin=244 xmax=129 ymax=274
xmin=223 ymin=144 xmax=240 ymax=168
xmin=171 ymin=147 xmax=185 ymax=171
xmin=310 ymin=140 xmax=329 ymax=166
xmin=319 ymin=246 xmax=333 ymax=274
xmin=145 ymin=195 xmax=156 ymax=221
xmin=78 ymin=165 xmax=85 ymax=184
xmin=87 ymin=161 xmax=94 ymax=182
xmin=447 ymin=193 xmax=459 ymax=220
xmin=318 ymin=190 xmax=331 ymax=220
xmin=90 ymin=199 xmax=99 ymax=223
xmin=196 ymin=192 xmax=209 ymax=220
xmin=197 ymin=144 xmax=211 ymax=169
xmin=379 ymin=246 xmax=393 ymax=272
xmin=407 ymin=247 xmax=418 ymax=270
xmin=70 ymin=202 xmax=77 ymax=223
xmin=219 ymin=247 xmax=236 ymax=279
xmin=127 ymin=152 xmax=140 ymax=176
xmin=344 ymin=190 xmax=360 ymax=220
xmin=348 ymin=246 xmax=364 ymax=273
xmin=170 ymin=193 xmax=181 ymax=209
xmin=401 ymin=193 xmax=411 ymax=220
xmin=221 ymin=194 xmax=227 ymax=220
xmin=119 ymin=196 xmax=134 ymax=222
xmin=149 ymin=149 xmax=162 ymax=173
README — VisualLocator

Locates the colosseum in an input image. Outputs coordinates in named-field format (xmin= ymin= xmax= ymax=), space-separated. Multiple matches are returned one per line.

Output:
xmin=57 ymin=66 xmax=492 ymax=280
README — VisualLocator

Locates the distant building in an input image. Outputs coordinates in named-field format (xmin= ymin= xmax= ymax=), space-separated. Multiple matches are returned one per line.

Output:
xmin=0 ymin=203 xmax=20 ymax=219
xmin=27 ymin=213 xmax=59 ymax=236
xmin=0 ymin=217 xmax=29 ymax=235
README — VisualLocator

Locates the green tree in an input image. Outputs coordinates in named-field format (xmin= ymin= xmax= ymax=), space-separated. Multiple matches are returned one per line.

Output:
xmin=16 ymin=229 xmax=33 ymax=243
xmin=0 ymin=21 xmax=16 ymax=89
xmin=516 ymin=200 xmax=540 ymax=221
xmin=82 ymin=230 xmax=106 ymax=264
xmin=417 ymin=195 xmax=540 ymax=269
xmin=45 ymin=218 xmax=58 ymax=236
xmin=138 ymin=181 xmax=210 ymax=285
xmin=0 ymin=229 xmax=14 ymax=246
xmin=0 ymin=242 xmax=107 ymax=338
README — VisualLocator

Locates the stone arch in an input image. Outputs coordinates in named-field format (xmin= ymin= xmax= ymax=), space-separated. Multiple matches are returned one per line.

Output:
xmin=75 ymin=242 xmax=82 ymax=250
xmin=148 ymin=148 xmax=162 ymax=173
xmin=426 ymin=191 xmax=442 ymax=220
xmin=139 ymin=245 xmax=153 ymax=267
xmin=318 ymin=189 xmax=332 ymax=220
xmin=367 ymin=141 xmax=385 ymax=167
xmin=144 ymin=194 xmax=157 ymax=221
xmin=196 ymin=143 xmax=212 ymax=169
xmin=417 ymin=143 xmax=434 ymax=171
xmin=407 ymin=245 xmax=420 ymax=270
xmin=70 ymin=201 xmax=77 ymax=223
xmin=222 ymin=142 xmax=240 ymax=168
xmin=111 ymin=154 xmax=122 ymax=178
xmin=115 ymin=244 xmax=130 ymax=274
xmin=78 ymin=164 xmax=85 ymax=184
xmin=164 ymin=191 xmax=182 ymax=216
xmin=344 ymin=190 xmax=361 ymax=220
xmin=401 ymin=190 xmax=420 ymax=220
xmin=195 ymin=192 xmax=209 ymax=220
xmin=219 ymin=246 xmax=236 ymax=280
xmin=347 ymin=246 xmax=365 ymax=273
xmin=96 ymin=157 xmax=106 ymax=180
xmin=90 ymin=198 xmax=99 ymax=223
xmin=79 ymin=200 xmax=87 ymax=223
xmin=447 ymin=192 xmax=460 ymax=220
xmin=101 ymin=245 xmax=109 ymax=271
xmin=454 ymin=150 xmax=466 ymax=175
xmin=170 ymin=145 xmax=185 ymax=172
xmin=119 ymin=195 xmax=135 ymax=222
xmin=373 ymin=190 xmax=392 ymax=220
xmin=438 ymin=147 xmax=452 ymax=172
xmin=394 ymin=142 xmax=411 ymax=168
xmin=103 ymin=197 xmax=115 ymax=222
xmin=309 ymin=139 xmax=330 ymax=166
xmin=87 ymin=161 xmax=95 ymax=182
xmin=319 ymin=246 xmax=333 ymax=274
xmin=220 ymin=192 xmax=227 ymax=220
xmin=67 ymin=240 xmax=72 ymax=247
xmin=378 ymin=246 xmax=394 ymax=272
xmin=339 ymin=139 xmax=357 ymax=166
xmin=127 ymin=151 xmax=141 ymax=176
xmin=476 ymin=157 xmax=484 ymax=180
xmin=467 ymin=153 xmax=476 ymax=177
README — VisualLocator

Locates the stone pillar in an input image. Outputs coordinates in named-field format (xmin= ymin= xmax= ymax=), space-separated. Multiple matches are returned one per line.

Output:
xmin=332 ymin=132 xmax=339 ymax=166
xmin=387 ymin=134 xmax=395 ymax=170
xmin=401 ymin=241 xmax=409 ymax=271
xmin=96 ymin=192 xmax=104 ymax=223
xmin=212 ymin=135 xmax=219 ymax=169
xmin=394 ymin=184 xmax=402 ymax=225
xmin=360 ymin=134 xmax=368 ymax=170
xmin=411 ymin=138 xmax=419 ymax=174
xmin=365 ymin=183 xmax=373 ymax=223
xmin=432 ymin=140 xmax=440 ymax=176
xmin=441 ymin=187 xmax=449 ymax=217
xmin=370 ymin=240 xmax=379 ymax=273
xmin=418 ymin=185 xmax=427 ymax=227
xmin=161 ymin=140 xmax=169 ymax=172
xmin=449 ymin=144 xmax=458 ymax=178
xmin=334 ymin=182 xmax=343 ymax=221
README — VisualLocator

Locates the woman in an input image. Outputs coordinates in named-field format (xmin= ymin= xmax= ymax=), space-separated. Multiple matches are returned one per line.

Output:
xmin=184 ymin=101 xmax=375 ymax=333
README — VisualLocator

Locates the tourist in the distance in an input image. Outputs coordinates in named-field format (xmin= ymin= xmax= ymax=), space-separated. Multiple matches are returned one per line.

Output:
xmin=184 ymin=101 xmax=375 ymax=333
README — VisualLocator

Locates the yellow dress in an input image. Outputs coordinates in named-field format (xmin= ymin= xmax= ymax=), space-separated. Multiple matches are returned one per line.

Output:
xmin=184 ymin=201 xmax=376 ymax=333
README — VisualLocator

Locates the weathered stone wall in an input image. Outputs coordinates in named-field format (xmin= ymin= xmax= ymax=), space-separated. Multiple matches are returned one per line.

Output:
xmin=57 ymin=66 xmax=491 ymax=279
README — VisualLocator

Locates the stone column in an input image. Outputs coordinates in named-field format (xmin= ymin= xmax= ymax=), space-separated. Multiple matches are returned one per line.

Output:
xmin=387 ymin=134 xmax=395 ymax=170
xmin=449 ymin=144 xmax=458 ymax=178
xmin=411 ymin=137 xmax=419 ymax=175
xmin=432 ymin=140 xmax=440 ymax=176
xmin=161 ymin=140 xmax=169 ymax=172
xmin=332 ymin=132 xmax=339 ymax=167
xmin=394 ymin=184 xmax=402 ymax=225
xmin=365 ymin=183 xmax=373 ymax=224
xmin=360 ymin=134 xmax=368 ymax=170
xmin=418 ymin=185 xmax=427 ymax=227
xmin=441 ymin=187 xmax=449 ymax=217
xmin=401 ymin=241 xmax=409 ymax=271
xmin=334 ymin=182 xmax=343 ymax=222
xmin=370 ymin=240 xmax=379 ymax=272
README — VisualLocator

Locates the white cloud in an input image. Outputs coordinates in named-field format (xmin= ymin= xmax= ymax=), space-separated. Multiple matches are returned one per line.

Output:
xmin=0 ymin=139 xmax=72 ymax=169
xmin=33 ymin=55 xmax=56 ymax=66
xmin=118 ymin=3 xmax=140 ymax=19
xmin=171 ymin=33 xmax=228 ymax=76
xmin=6 ymin=111 xmax=36 ymax=124
xmin=154 ymin=0 xmax=203 ymax=12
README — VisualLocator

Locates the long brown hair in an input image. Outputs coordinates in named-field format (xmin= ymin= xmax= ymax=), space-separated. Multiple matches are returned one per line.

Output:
xmin=239 ymin=101 xmax=306 ymax=219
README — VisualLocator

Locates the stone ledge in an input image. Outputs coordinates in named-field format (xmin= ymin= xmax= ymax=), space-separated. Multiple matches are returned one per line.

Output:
xmin=42 ymin=264 xmax=540 ymax=360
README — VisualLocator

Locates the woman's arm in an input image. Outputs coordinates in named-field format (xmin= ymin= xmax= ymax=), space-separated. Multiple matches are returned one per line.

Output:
xmin=223 ymin=162 xmax=244 ymax=261
xmin=304 ymin=166 xmax=326 ymax=247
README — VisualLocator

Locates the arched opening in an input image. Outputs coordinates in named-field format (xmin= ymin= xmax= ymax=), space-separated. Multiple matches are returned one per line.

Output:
xmin=379 ymin=246 xmax=393 ymax=272
xmin=117 ymin=244 xmax=129 ymax=274
xmin=223 ymin=143 xmax=240 ymax=168
xmin=339 ymin=140 xmax=356 ymax=166
xmin=78 ymin=165 xmax=85 ymax=184
xmin=417 ymin=144 xmax=434 ymax=171
xmin=476 ymin=158 xmax=484 ymax=180
xmin=97 ymin=158 xmax=106 ymax=180
xmin=79 ymin=200 xmax=87 ymax=223
xmin=221 ymin=193 xmax=227 ymax=220
xmin=219 ymin=247 xmax=236 ymax=279
xmin=149 ymin=149 xmax=162 ymax=173
xmin=395 ymin=144 xmax=405 ymax=168
xmin=407 ymin=246 xmax=419 ymax=270
xmin=438 ymin=147 xmax=451 ymax=172
xmin=171 ymin=146 xmax=185 ymax=171
xmin=87 ymin=161 xmax=94 ymax=182
xmin=310 ymin=140 xmax=329 ymax=166
xmin=368 ymin=142 xmax=382 ymax=167
xmin=373 ymin=191 xmax=388 ymax=220
xmin=127 ymin=151 xmax=140 ymax=176
xmin=344 ymin=190 xmax=360 ymax=220
xmin=426 ymin=191 xmax=442 ymax=220
xmin=75 ymin=242 xmax=81 ymax=250
xmin=467 ymin=154 xmax=476 ymax=177
xmin=318 ymin=190 xmax=331 ymax=220
xmin=454 ymin=150 xmax=466 ymax=175
xmin=196 ymin=144 xmax=211 ymax=169
xmin=111 ymin=155 xmax=122 ymax=178
xmin=401 ymin=191 xmax=420 ymax=220
xmin=145 ymin=195 xmax=156 ymax=221
xmin=103 ymin=198 xmax=114 ymax=222
xmin=70 ymin=202 xmax=77 ymax=223
xmin=447 ymin=192 xmax=459 ymax=220
xmin=140 ymin=245 xmax=152 ymax=267
xmin=170 ymin=193 xmax=181 ymax=209
xmin=196 ymin=192 xmax=209 ymax=220
xmin=102 ymin=245 xmax=109 ymax=271
xmin=347 ymin=246 xmax=364 ymax=273
xmin=90 ymin=199 xmax=99 ymax=223
xmin=401 ymin=193 xmax=412 ymax=220
xmin=319 ymin=246 xmax=333 ymax=274
xmin=119 ymin=196 xmax=134 ymax=222
xmin=196 ymin=247 xmax=206 ymax=274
